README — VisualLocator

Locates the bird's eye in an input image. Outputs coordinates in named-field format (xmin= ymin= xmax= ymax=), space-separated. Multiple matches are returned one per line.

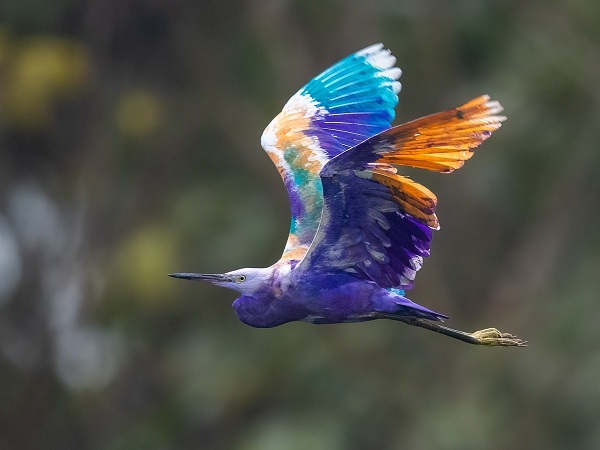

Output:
xmin=238 ymin=275 xmax=246 ymax=282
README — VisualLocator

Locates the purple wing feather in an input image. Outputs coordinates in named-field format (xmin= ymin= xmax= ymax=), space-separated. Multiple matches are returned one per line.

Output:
xmin=298 ymin=96 xmax=506 ymax=289
xmin=300 ymin=172 xmax=431 ymax=289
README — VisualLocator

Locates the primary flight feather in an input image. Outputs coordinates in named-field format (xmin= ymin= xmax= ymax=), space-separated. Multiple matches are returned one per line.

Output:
xmin=170 ymin=44 xmax=526 ymax=347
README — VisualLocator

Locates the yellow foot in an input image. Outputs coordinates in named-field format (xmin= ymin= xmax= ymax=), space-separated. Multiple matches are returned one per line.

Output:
xmin=470 ymin=328 xmax=527 ymax=347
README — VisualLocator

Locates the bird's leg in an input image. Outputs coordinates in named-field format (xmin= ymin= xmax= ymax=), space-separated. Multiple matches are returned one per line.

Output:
xmin=376 ymin=314 xmax=527 ymax=347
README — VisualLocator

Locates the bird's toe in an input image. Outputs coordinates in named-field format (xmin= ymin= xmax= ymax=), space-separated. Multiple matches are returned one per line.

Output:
xmin=470 ymin=328 xmax=527 ymax=347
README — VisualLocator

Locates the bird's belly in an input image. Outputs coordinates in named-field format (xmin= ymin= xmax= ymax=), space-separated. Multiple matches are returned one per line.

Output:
xmin=293 ymin=280 xmax=379 ymax=324
xmin=302 ymin=313 xmax=377 ymax=324
xmin=233 ymin=278 xmax=384 ymax=327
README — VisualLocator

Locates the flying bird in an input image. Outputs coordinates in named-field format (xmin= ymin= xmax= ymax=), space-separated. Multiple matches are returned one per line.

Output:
xmin=170 ymin=44 xmax=526 ymax=346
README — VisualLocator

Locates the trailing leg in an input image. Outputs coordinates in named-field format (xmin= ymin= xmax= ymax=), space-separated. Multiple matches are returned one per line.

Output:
xmin=376 ymin=314 xmax=527 ymax=347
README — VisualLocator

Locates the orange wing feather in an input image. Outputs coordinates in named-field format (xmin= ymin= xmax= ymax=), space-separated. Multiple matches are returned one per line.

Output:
xmin=376 ymin=95 xmax=506 ymax=173
xmin=349 ymin=95 xmax=505 ymax=230
xmin=370 ymin=169 xmax=439 ymax=229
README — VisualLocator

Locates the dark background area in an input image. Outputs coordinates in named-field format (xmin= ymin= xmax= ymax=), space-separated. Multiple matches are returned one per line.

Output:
xmin=1 ymin=0 xmax=599 ymax=449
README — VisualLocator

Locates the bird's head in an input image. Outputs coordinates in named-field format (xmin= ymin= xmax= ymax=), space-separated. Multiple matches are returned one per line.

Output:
xmin=168 ymin=267 xmax=270 ymax=295
xmin=169 ymin=266 xmax=301 ymax=327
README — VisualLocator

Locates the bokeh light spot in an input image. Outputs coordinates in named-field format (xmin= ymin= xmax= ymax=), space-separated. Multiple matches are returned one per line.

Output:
xmin=116 ymin=90 xmax=162 ymax=137
xmin=4 ymin=36 xmax=90 ymax=127
xmin=115 ymin=225 xmax=178 ymax=306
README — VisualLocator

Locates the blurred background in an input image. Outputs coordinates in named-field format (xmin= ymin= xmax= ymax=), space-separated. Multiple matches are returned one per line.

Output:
xmin=1 ymin=0 xmax=599 ymax=449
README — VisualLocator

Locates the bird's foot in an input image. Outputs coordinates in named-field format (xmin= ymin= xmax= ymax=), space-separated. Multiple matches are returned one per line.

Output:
xmin=377 ymin=315 xmax=527 ymax=347
xmin=469 ymin=328 xmax=527 ymax=347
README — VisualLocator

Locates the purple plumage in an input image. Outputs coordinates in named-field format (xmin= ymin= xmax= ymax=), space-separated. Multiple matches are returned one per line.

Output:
xmin=169 ymin=45 xmax=526 ymax=347
xmin=231 ymin=273 xmax=446 ymax=328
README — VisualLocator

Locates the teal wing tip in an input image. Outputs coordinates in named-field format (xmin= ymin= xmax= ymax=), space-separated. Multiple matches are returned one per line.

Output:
xmin=304 ymin=43 xmax=402 ymax=110
xmin=357 ymin=43 xmax=402 ymax=78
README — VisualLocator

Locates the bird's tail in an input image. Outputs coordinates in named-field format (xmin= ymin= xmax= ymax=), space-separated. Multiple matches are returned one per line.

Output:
xmin=380 ymin=288 xmax=449 ymax=322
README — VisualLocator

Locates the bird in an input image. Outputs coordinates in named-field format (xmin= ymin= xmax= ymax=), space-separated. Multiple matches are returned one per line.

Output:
xmin=170 ymin=43 xmax=526 ymax=347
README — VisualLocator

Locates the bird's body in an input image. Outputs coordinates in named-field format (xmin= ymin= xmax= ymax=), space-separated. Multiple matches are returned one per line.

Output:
xmin=171 ymin=44 xmax=526 ymax=347
xmin=230 ymin=266 xmax=446 ymax=328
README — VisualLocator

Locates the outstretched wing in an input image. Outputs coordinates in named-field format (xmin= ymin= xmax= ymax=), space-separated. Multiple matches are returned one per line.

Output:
xmin=261 ymin=44 xmax=402 ymax=260
xmin=299 ymin=95 xmax=506 ymax=289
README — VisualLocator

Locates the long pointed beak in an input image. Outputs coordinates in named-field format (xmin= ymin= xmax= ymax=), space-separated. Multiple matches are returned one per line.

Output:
xmin=168 ymin=273 xmax=232 ymax=283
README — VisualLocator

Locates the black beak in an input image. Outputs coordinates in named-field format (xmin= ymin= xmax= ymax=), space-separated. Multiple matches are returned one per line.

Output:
xmin=168 ymin=273 xmax=232 ymax=283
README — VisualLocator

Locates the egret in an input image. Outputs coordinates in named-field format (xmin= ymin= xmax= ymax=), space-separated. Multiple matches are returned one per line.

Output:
xmin=170 ymin=44 xmax=526 ymax=347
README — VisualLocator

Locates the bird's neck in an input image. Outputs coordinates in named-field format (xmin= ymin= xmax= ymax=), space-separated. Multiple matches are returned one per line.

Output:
xmin=232 ymin=293 xmax=304 ymax=328
xmin=231 ymin=261 xmax=303 ymax=327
